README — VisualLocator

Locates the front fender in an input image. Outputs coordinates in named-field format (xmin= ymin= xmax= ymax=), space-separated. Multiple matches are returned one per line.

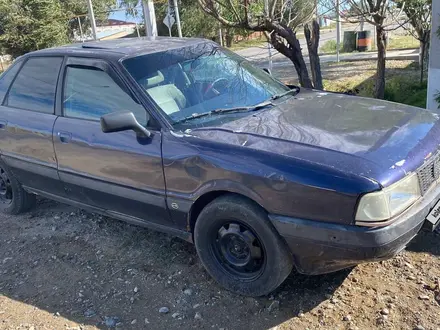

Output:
xmin=162 ymin=131 xmax=378 ymax=231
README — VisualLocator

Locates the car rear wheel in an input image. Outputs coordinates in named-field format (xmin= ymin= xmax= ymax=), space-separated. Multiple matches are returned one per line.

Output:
xmin=0 ymin=162 xmax=36 ymax=215
xmin=194 ymin=194 xmax=293 ymax=296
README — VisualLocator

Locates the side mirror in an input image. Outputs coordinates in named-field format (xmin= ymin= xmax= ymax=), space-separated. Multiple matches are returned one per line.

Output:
xmin=263 ymin=68 xmax=272 ymax=75
xmin=100 ymin=111 xmax=151 ymax=138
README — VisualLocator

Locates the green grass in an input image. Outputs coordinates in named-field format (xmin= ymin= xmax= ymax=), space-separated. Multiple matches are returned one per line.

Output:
xmin=228 ymin=32 xmax=304 ymax=50
xmin=322 ymin=34 xmax=420 ymax=55
xmin=325 ymin=76 xmax=427 ymax=108
xmin=383 ymin=78 xmax=427 ymax=108
xmin=388 ymin=34 xmax=419 ymax=50
xmin=228 ymin=37 xmax=266 ymax=50
xmin=320 ymin=39 xmax=337 ymax=54
xmin=369 ymin=34 xmax=420 ymax=51
xmin=326 ymin=75 xmax=427 ymax=108
xmin=321 ymin=22 xmax=337 ymax=30
xmin=322 ymin=61 xmax=427 ymax=108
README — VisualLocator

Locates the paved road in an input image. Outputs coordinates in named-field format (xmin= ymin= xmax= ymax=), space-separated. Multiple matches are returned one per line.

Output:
xmin=236 ymin=23 xmax=377 ymax=61
xmin=252 ymin=48 xmax=420 ymax=69
xmin=235 ymin=22 xmax=417 ymax=67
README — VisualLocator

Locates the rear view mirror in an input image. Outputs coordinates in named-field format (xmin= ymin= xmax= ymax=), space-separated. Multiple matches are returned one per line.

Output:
xmin=100 ymin=111 xmax=151 ymax=137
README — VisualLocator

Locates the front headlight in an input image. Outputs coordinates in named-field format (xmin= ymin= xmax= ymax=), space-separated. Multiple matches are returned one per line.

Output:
xmin=355 ymin=173 xmax=421 ymax=223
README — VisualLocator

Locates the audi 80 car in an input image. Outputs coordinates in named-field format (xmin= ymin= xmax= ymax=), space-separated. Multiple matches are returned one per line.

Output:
xmin=0 ymin=37 xmax=439 ymax=296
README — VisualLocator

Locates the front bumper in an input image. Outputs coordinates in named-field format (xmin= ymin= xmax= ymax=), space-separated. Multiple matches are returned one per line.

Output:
xmin=270 ymin=182 xmax=440 ymax=275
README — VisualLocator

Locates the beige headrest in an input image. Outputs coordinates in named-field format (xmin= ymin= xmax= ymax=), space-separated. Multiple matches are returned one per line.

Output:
xmin=142 ymin=71 xmax=164 ymax=88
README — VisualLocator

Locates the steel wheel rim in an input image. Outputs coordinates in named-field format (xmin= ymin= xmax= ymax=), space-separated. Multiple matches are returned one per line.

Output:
xmin=211 ymin=221 xmax=265 ymax=281
xmin=0 ymin=168 xmax=12 ymax=205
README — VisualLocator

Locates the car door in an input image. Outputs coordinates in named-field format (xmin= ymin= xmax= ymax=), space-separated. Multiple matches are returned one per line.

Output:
xmin=0 ymin=56 xmax=66 ymax=197
xmin=53 ymin=57 xmax=172 ymax=227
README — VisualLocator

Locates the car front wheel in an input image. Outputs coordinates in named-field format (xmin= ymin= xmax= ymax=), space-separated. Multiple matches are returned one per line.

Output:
xmin=194 ymin=194 xmax=293 ymax=296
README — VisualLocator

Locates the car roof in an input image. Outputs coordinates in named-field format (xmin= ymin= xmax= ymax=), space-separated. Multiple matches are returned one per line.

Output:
xmin=26 ymin=37 xmax=209 ymax=60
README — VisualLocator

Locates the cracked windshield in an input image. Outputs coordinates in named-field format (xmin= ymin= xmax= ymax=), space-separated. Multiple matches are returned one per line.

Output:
xmin=123 ymin=43 xmax=289 ymax=127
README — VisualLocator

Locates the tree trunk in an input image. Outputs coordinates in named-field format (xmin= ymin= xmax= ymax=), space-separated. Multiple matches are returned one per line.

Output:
xmin=304 ymin=19 xmax=323 ymax=90
xmin=420 ymin=40 xmax=426 ymax=85
xmin=375 ymin=26 xmax=387 ymax=99
xmin=269 ymin=31 xmax=313 ymax=88
xmin=419 ymin=40 xmax=424 ymax=66
xmin=419 ymin=31 xmax=431 ymax=85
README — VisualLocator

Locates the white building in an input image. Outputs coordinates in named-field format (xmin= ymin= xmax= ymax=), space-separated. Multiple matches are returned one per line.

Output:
xmin=95 ymin=19 xmax=137 ymax=40
xmin=427 ymin=1 xmax=440 ymax=110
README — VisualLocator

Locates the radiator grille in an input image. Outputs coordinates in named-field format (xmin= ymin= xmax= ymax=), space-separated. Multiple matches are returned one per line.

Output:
xmin=417 ymin=153 xmax=440 ymax=195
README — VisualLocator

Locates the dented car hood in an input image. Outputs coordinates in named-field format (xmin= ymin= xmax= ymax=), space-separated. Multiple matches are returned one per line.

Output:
xmin=187 ymin=89 xmax=440 ymax=187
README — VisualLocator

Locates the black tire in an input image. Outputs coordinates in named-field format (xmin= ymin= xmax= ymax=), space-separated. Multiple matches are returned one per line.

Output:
xmin=194 ymin=194 xmax=293 ymax=296
xmin=0 ymin=161 xmax=36 ymax=215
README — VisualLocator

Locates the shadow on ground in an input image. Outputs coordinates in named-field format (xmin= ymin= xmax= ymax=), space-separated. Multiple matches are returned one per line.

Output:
xmin=406 ymin=229 xmax=440 ymax=257
xmin=0 ymin=199 xmax=349 ymax=330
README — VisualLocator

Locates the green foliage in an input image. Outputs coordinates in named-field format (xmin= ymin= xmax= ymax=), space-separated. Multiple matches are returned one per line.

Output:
xmin=118 ymin=0 xmax=140 ymax=18
xmin=176 ymin=1 xmax=220 ymax=38
xmin=320 ymin=40 xmax=337 ymax=54
xmin=0 ymin=0 xmax=115 ymax=57
xmin=383 ymin=79 xmax=427 ymax=108
xmin=394 ymin=0 xmax=432 ymax=41
xmin=124 ymin=0 xmax=221 ymax=39
xmin=359 ymin=77 xmax=428 ymax=108
xmin=0 ymin=0 xmax=69 ymax=58
xmin=323 ymin=63 xmax=428 ymax=109
xmin=61 ymin=0 xmax=115 ymax=39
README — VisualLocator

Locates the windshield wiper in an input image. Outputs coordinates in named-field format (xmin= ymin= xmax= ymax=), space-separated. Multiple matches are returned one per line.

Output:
xmin=270 ymin=87 xmax=300 ymax=101
xmin=173 ymin=100 xmax=273 ymax=125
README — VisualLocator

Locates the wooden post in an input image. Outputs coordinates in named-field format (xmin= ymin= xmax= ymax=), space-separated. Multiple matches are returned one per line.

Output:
xmin=336 ymin=0 xmax=341 ymax=62
xmin=86 ymin=0 xmax=97 ymax=40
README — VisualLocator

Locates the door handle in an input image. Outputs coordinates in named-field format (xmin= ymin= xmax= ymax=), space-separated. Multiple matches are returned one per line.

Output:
xmin=0 ymin=120 xmax=8 ymax=130
xmin=57 ymin=131 xmax=72 ymax=143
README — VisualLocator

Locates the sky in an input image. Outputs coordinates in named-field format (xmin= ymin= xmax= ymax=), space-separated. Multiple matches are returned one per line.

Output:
xmin=110 ymin=10 xmax=127 ymax=21
xmin=109 ymin=0 xmax=143 ymax=23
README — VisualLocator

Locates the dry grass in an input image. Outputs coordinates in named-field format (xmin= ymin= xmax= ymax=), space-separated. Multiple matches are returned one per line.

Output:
xmin=273 ymin=60 xmax=427 ymax=108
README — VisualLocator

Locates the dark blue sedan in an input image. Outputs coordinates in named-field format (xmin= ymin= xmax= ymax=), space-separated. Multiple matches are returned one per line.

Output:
xmin=0 ymin=37 xmax=439 ymax=296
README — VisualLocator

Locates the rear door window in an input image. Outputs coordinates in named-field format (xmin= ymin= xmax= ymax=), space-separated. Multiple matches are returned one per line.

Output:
xmin=6 ymin=57 xmax=63 ymax=114
xmin=0 ymin=60 xmax=23 ymax=105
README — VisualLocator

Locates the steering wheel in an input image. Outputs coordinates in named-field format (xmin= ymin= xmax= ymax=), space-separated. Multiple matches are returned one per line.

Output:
xmin=204 ymin=78 xmax=230 ymax=98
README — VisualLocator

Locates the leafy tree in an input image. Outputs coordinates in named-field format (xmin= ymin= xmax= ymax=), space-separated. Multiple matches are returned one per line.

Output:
xmin=321 ymin=0 xmax=403 ymax=99
xmin=394 ymin=0 xmax=432 ymax=84
xmin=61 ymin=0 xmax=116 ymax=40
xmin=118 ymin=0 xmax=141 ymax=18
xmin=155 ymin=0 xmax=220 ymax=38
xmin=117 ymin=0 xmax=218 ymax=38
xmin=197 ymin=0 xmax=320 ymax=89
xmin=0 ymin=0 xmax=68 ymax=58
xmin=180 ymin=1 xmax=223 ymax=39
xmin=0 ymin=0 xmax=115 ymax=57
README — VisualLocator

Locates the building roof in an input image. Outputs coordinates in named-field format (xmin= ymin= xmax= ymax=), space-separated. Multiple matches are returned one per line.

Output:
xmin=96 ymin=29 xmax=133 ymax=40
xmin=98 ymin=19 xmax=136 ymax=27
xmin=26 ymin=37 xmax=208 ymax=59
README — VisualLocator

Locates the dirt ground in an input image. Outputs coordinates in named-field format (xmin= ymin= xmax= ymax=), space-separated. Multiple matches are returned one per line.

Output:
xmin=0 ymin=198 xmax=439 ymax=330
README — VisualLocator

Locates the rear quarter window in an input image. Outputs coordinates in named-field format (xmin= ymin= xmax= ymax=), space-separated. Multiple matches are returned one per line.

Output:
xmin=6 ymin=57 xmax=63 ymax=114
xmin=0 ymin=60 xmax=23 ymax=105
